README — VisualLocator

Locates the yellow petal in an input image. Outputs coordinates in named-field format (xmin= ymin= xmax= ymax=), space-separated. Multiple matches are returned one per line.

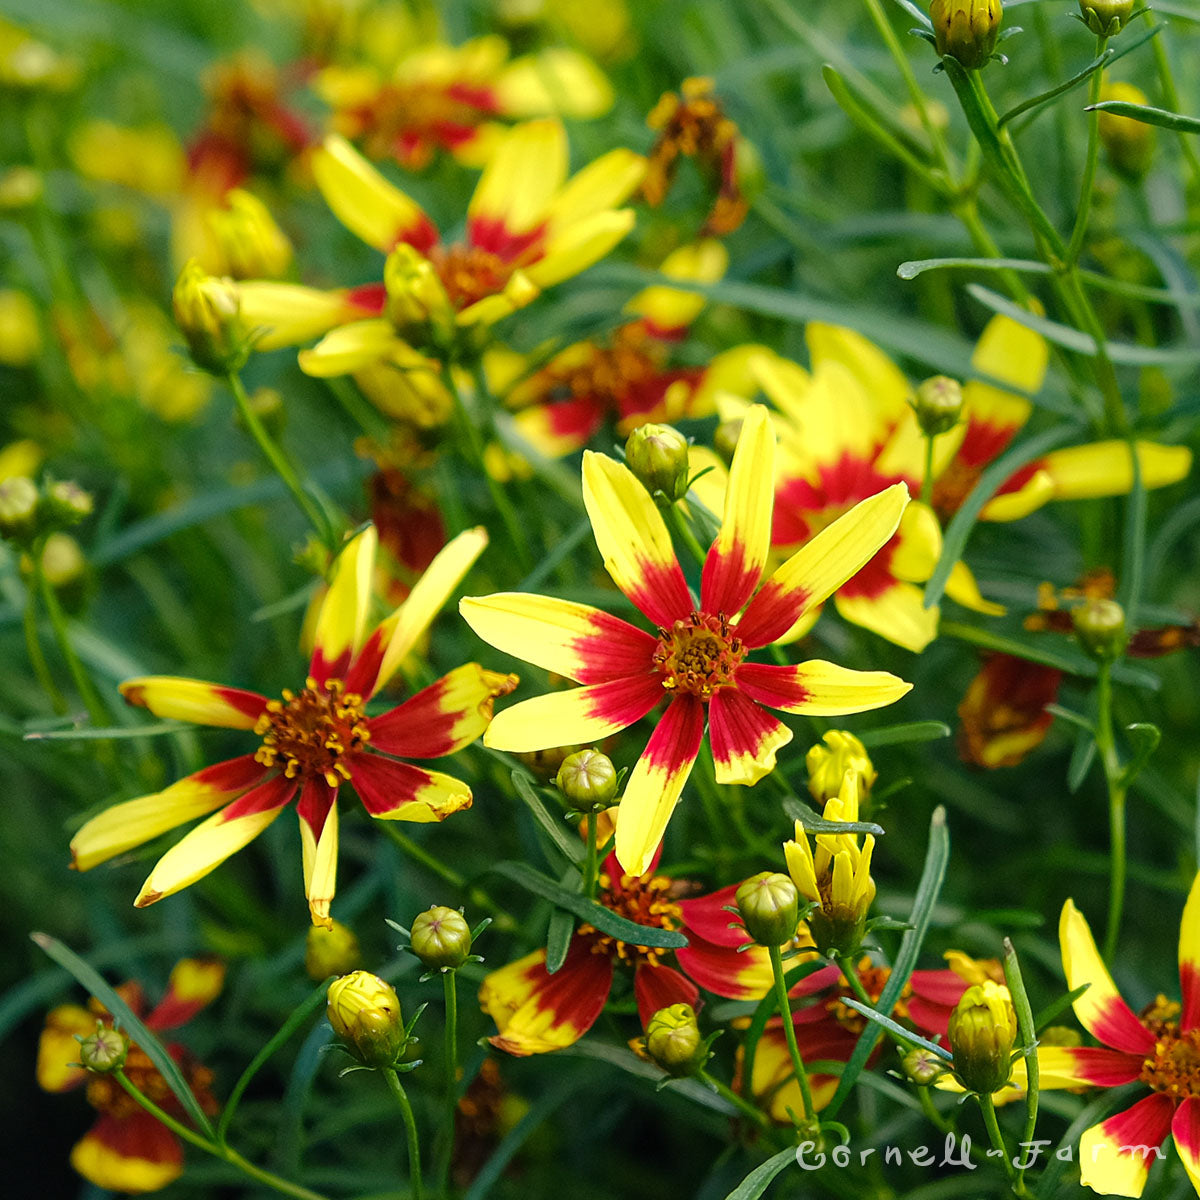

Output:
xmin=469 ymin=118 xmax=567 ymax=235
xmin=944 ymin=560 xmax=1006 ymax=616
xmin=118 ymin=677 xmax=265 ymax=728
xmin=979 ymin=468 xmax=1056 ymax=522
xmin=236 ymin=282 xmax=363 ymax=352
xmin=545 ymin=147 xmax=646 ymax=229
xmin=37 ymin=1004 xmax=94 ymax=1092
xmin=1041 ymin=440 xmax=1192 ymax=501
xmin=890 ymin=501 xmax=942 ymax=583
xmin=971 ymin=312 xmax=1049 ymax=395
xmin=524 ymin=208 xmax=636 ymax=290
xmin=310 ymin=524 xmax=378 ymax=684
xmin=807 ymin=322 xmax=912 ymax=428
xmin=495 ymin=48 xmax=614 ymax=119
xmin=627 ymin=238 xmax=727 ymax=334
xmin=299 ymin=796 xmax=338 ymax=929
xmin=298 ymin=319 xmax=408 ymax=377
xmin=834 ymin=582 xmax=940 ymax=653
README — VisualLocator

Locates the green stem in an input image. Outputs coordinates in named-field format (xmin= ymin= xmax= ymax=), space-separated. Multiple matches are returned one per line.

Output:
xmin=978 ymin=1092 xmax=1026 ymax=1198
xmin=581 ymin=811 xmax=600 ymax=899
xmin=666 ymin=503 xmax=708 ymax=572
xmin=23 ymin=579 xmax=66 ymax=713
xmin=434 ymin=971 xmax=459 ymax=1199
xmin=385 ymin=1068 xmax=424 ymax=1200
xmin=114 ymin=1071 xmax=331 ymax=1200
xmin=697 ymin=1068 xmax=770 ymax=1129
xmin=917 ymin=1084 xmax=954 ymax=1135
xmin=35 ymin=548 xmax=110 ymax=727
xmin=225 ymin=370 xmax=334 ymax=547
xmin=768 ymin=942 xmax=816 ymax=1122
xmin=1065 ymin=37 xmax=1108 ymax=265
xmin=1095 ymin=660 xmax=1127 ymax=962
xmin=1150 ymin=33 xmax=1200 ymax=196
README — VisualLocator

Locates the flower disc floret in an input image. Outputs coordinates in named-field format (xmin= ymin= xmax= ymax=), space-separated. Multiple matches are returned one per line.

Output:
xmin=254 ymin=677 xmax=371 ymax=785
xmin=578 ymin=870 xmax=683 ymax=968
xmin=653 ymin=612 xmax=745 ymax=698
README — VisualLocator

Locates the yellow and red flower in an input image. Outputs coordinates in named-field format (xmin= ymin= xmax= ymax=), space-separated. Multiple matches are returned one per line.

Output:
xmin=731 ymin=315 xmax=1191 ymax=652
xmin=957 ymin=652 xmax=1063 ymax=769
xmin=37 ymin=958 xmax=225 ymax=1194
xmin=234 ymin=119 xmax=644 ymax=380
xmin=70 ymin=524 xmax=515 ymax=927
xmin=316 ymin=34 xmax=612 ymax=170
xmin=1022 ymin=882 xmax=1200 ymax=1197
xmin=461 ymin=405 xmax=911 ymax=876
xmin=751 ymin=952 xmax=1003 ymax=1121
xmin=497 ymin=239 xmax=763 ymax=457
xmin=480 ymin=849 xmax=803 ymax=1056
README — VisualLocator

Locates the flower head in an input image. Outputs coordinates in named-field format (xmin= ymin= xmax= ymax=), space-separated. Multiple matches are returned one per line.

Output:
xmin=234 ymin=120 xmax=644 ymax=379
xmin=806 ymin=729 xmax=876 ymax=803
xmin=37 ymin=959 xmax=224 ymax=1194
xmin=70 ymin=524 xmax=516 ymax=926
xmin=1019 ymin=879 xmax=1200 ymax=1197
xmin=949 ymin=980 xmax=1017 ymax=1095
xmin=930 ymin=0 xmax=1003 ymax=70
xmin=327 ymin=970 xmax=407 ymax=1068
xmin=462 ymin=405 xmax=911 ymax=875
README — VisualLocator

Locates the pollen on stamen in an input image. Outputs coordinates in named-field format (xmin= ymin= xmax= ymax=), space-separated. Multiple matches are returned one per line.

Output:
xmin=652 ymin=611 xmax=746 ymax=699
xmin=254 ymin=677 xmax=371 ymax=785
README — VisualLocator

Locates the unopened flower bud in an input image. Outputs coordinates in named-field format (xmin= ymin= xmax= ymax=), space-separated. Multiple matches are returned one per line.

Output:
xmin=735 ymin=872 xmax=799 ymax=946
xmin=44 ymin=480 xmax=93 ymax=526
xmin=625 ymin=423 xmax=690 ymax=502
xmin=514 ymin=744 xmax=583 ymax=780
xmin=1079 ymin=0 xmax=1134 ymax=36
xmin=78 ymin=1024 xmax=128 ymax=1074
xmin=1072 ymin=597 xmax=1127 ymax=661
xmin=0 ymin=289 xmax=41 ymax=366
xmin=0 ymin=475 xmax=39 ymax=541
xmin=385 ymin=244 xmax=455 ymax=347
xmin=40 ymin=533 xmax=86 ymax=591
xmin=556 ymin=748 xmax=618 ymax=810
xmin=948 ymin=981 xmax=1016 ymax=1095
xmin=713 ymin=419 xmax=744 ymax=466
xmin=327 ymin=971 xmax=406 ymax=1069
xmin=1098 ymin=82 xmax=1155 ymax=178
xmin=207 ymin=189 xmax=293 ymax=280
xmin=645 ymin=1003 xmax=707 ymax=1076
xmin=902 ymin=1045 xmax=946 ymax=1087
xmin=172 ymin=259 xmax=251 ymax=375
xmin=0 ymin=167 xmax=43 ymax=210
xmin=410 ymin=906 xmax=472 ymax=971
xmin=930 ymin=0 xmax=1003 ymax=70
xmin=913 ymin=376 xmax=964 ymax=437
xmin=807 ymin=731 xmax=876 ymax=804
xmin=305 ymin=919 xmax=362 ymax=980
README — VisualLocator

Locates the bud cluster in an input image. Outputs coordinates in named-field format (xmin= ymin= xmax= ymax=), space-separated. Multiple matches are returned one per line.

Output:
xmin=0 ymin=473 xmax=93 ymax=549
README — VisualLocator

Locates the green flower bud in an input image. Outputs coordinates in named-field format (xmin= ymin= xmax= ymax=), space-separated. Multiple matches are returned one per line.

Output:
xmin=901 ymin=1045 xmax=946 ymax=1087
xmin=625 ymin=423 xmax=690 ymax=503
xmin=913 ymin=375 xmax=964 ymax=437
xmin=410 ymin=906 xmax=472 ymax=971
xmin=327 ymin=971 xmax=406 ymax=1069
xmin=0 ymin=475 xmax=39 ymax=542
xmin=305 ymin=919 xmax=362 ymax=981
xmin=1072 ymin=597 xmax=1127 ymax=661
xmin=1079 ymin=0 xmax=1134 ymax=36
xmin=645 ymin=1003 xmax=707 ymax=1076
xmin=930 ymin=0 xmax=1003 ymax=70
xmin=712 ymin=418 xmax=744 ymax=467
xmin=948 ymin=981 xmax=1016 ymax=1095
xmin=172 ymin=259 xmax=252 ymax=375
xmin=556 ymin=748 xmax=618 ymax=810
xmin=78 ymin=1024 xmax=128 ymax=1074
xmin=40 ymin=532 xmax=86 ymax=593
xmin=735 ymin=872 xmax=799 ymax=946
xmin=1098 ymin=82 xmax=1155 ymax=179
xmin=43 ymin=480 xmax=93 ymax=527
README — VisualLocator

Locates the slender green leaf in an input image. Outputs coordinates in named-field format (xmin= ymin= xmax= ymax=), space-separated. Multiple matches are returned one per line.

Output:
xmin=510 ymin=771 xmax=583 ymax=865
xmin=24 ymin=720 xmax=190 ymax=741
xmin=857 ymin=721 xmax=951 ymax=748
xmin=722 ymin=1147 xmax=798 ymax=1200
xmin=1033 ymin=983 xmax=1091 ymax=1033
xmin=546 ymin=906 xmax=576 ymax=975
xmin=837 ymin=998 xmax=953 ymax=1061
xmin=897 ymin=256 xmax=1050 ymax=280
xmin=1002 ymin=938 xmax=1039 ymax=1148
xmin=1087 ymin=99 xmax=1200 ymax=135
xmin=966 ymin=284 xmax=1200 ymax=365
xmin=1068 ymin=727 xmax=1098 ymax=792
xmin=997 ymin=46 xmax=1113 ymax=127
xmin=889 ymin=0 xmax=932 ymax=28
xmin=783 ymin=797 xmax=884 ymax=837
xmin=924 ymin=423 xmax=1081 ymax=609
xmin=824 ymin=806 xmax=950 ymax=1119
xmin=31 ymin=932 xmax=216 ymax=1138
xmin=491 ymin=862 xmax=686 ymax=949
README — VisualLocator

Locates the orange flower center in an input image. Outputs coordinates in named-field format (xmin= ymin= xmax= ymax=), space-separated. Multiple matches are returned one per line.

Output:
xmin=429 ymin=243 xmax=516 ymax=310
xmin=653 ymin=611 xmax=745 ymax=699
xmin=826 ymin=962 xmax=912 ymax=1035
xmin=254 ymin=677 xmax=370 ymax=786
xmin=543 ymin=325 xmax=665 ymax=418
xmin=579 ymin=872 xmax=684 ymax=968
xmin=1140 ymin=1001 xmax=1200 ymax=1099
xmin=349 ymin=82 xmax=492 ymax=170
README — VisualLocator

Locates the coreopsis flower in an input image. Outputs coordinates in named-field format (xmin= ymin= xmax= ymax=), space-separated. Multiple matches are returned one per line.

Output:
xmin=234 ymin=120 xmax=645 ymax=380
xmin=785 ymin=770 xmax=876 ymax=957
xmin=724 ymin=315 xmax=1191 ymax=652
xmin=496 ymin=239 xmax=763 ymax=456
xmin=37 ymin=958 xmax=224 ymax=1194
xmin=751 ymin=952 xmax=1004 ymax=1120
xmin=480 ymin=849 xmax=807 ymax=1055
xmin=957 ymin=652 xmax=1063 ymax=768
xmin=643 ymin=77 xmax=750 ymax=236
xmin=1024 ymin=881 xmax=1200 ymax=1197
xmin=70 ymin=524 xmax=516 ymax=927
xmin=316 ymin=34 xmax=612 ymax=170
xmin=461 ymin=405 xmax=912 ymax=875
